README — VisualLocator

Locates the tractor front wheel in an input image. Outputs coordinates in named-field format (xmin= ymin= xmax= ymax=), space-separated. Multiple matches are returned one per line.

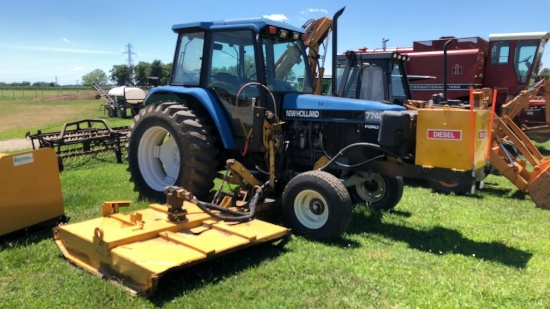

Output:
xmin=349 ymin=173 xmax=404 ymax=210
xmin=282 ymin=171 xmax=352 ymax=241
xmin=127 ymin=102 xmax=218 ymax=202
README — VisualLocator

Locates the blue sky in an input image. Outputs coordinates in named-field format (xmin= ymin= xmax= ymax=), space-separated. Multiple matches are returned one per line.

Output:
xmin=1 ymin=0 xmax=549 ymax=85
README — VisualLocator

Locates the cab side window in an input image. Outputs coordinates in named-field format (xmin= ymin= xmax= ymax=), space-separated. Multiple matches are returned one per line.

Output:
xmin=173 ymin=32 xmax=204 ymax=86
xmin=490 ymin=42 xmax=510 ymax=65
xmin=208 ymin=30 xmax=259 ymax=139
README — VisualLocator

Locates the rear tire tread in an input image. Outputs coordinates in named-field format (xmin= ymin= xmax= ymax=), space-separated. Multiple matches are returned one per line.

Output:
xmin=127 ymin=102 xmax=218 ymax=202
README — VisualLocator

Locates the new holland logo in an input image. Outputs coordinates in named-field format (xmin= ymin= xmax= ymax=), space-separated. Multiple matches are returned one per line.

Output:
xmin=285 ymin=109 xmax=320 ymax=118
xmin=427 ymin=129 xmax=462 ymax=141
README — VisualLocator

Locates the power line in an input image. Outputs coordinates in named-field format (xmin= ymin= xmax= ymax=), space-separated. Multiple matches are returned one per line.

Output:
xmin=122 ymin=43 xmax=137 ymax=84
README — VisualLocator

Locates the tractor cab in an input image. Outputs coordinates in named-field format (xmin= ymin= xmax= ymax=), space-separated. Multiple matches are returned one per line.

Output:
xmin=486 ymin=32 xmax=550 ymax=97
xmin=170 ymin=19 xmax=312 ymax=142
xmin=330 ymin=50 xmax=412 ymax=105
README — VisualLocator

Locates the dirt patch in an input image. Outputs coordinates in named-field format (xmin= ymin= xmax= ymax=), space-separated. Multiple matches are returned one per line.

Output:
xmin=0 ymin=138 xmax=33 ymax=152
xmin=0 ymin=92 xmax=104 ymax=133
xmin=0 ymin=105 xmax=79 ymax=132
xmin=30 ymin=91 xmax=98 ymax=102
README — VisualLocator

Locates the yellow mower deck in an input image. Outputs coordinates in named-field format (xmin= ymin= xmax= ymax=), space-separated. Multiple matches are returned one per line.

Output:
xmin=54 ymin=201 xmax=290 ymax=296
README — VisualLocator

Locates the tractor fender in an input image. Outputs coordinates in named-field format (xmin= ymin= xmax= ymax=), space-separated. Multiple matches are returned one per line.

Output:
xmin=145 ymin=86 xmax=236 ymax=149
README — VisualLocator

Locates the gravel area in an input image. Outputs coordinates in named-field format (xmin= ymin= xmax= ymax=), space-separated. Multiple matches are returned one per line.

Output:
xmin=0 ymin=138 xmax=34 ymax=152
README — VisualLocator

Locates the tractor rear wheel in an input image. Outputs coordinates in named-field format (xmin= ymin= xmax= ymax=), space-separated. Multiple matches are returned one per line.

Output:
xmin=127 ymin=102 xmax=218 ymax=202
xmin=107 ymin=105 xmax=116 ymax=118
xmin=116 ymin=106 xmax=127 ymax=118
xmin=349 ymin=173 xmax=404 ymax=210
xmin=282 ymin=171 xmax=352 ymax=241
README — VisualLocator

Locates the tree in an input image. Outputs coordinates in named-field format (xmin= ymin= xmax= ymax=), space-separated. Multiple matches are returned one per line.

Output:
xmin=82 ymin=69 xmax=108 ymax=86
xmin=150 ymin=60 xmax=163 ymax=78
xmin=32 ymin=81 xmax=57 ymax=87
xmin=110 ymin=65 xmax=132 ymax=86
xmin=161 ymin=63 xmax=172 ymax=85
xmin=10 ymin=81 xmax=31 ymax=86
xmin=134 ymin=61 xmax=151 ymax=86
xmin=540 ymin=68 xmax=550 ymax=78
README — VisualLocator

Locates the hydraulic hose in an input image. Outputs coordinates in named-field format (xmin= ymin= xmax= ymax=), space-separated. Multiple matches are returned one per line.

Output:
xmin=317 ymin=142 xmax=399 ymax=171
xmin=189 ymin=182 xmax=267 ymax=222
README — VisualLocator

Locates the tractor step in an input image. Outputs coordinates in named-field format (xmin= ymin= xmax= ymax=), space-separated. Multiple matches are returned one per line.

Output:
xmin=53 ymin=201 xmax=290 ymax=297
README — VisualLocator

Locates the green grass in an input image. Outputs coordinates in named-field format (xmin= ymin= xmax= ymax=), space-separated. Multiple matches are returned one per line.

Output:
xmin=2 ymin=158 xmax=550 ymax=308
xmin=2 ymin=95 xmax=550 ymax=308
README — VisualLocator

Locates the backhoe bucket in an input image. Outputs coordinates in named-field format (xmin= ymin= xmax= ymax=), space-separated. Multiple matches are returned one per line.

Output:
xmin=54 ymin=199 xmax=290 ymax=297
xmin=523 ymin=125 xmax=550 ymax=143
xmin=527 ymin=157 xmax=550 ymax=209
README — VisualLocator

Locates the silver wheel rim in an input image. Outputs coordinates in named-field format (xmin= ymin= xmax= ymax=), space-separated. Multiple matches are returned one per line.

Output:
xmin=294 ymin=189 xmax=328 ymax=229
xmin=354 ymin=174 xmax=386 ymax=203
xmin=138 ymin=126 xmax=180 ymax=191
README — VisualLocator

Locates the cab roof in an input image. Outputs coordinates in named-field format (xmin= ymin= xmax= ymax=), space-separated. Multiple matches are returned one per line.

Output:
xmin=172 ymin=18 xmax=304 ymax=34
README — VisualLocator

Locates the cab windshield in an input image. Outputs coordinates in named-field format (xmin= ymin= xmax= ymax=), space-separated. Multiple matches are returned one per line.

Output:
xmin=262 ymin=36 xmax=313 ymax=93
xmin=514 ymin=40 xmax=540 ymax=84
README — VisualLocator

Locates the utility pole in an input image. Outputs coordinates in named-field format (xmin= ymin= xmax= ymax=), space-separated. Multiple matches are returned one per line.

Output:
xmin=122 ymin=43 xmax=137 ymax=85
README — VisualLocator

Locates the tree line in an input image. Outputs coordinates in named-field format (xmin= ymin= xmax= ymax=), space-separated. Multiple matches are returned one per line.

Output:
xmin=2 ymin=65 xmax=548 ymax=89
xmin=82 ymin=60 xmax=172 ymax=87
xmin=0 ymin=81 xmax=61 ymax=87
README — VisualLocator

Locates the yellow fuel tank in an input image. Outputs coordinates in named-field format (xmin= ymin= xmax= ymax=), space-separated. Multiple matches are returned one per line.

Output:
xmin=415 ymin=108 xmax=490 ymax=170
xmin=0 ymin=148 xmax=65 ymax=237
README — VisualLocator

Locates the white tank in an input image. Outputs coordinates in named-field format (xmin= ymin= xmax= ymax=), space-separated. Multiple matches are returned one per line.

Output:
xmin=108 ymin=86 xmax=146 ymax=105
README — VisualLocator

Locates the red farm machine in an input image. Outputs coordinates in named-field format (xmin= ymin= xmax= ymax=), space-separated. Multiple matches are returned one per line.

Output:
xmin=354 ymin=32 xmax=550 ymax=142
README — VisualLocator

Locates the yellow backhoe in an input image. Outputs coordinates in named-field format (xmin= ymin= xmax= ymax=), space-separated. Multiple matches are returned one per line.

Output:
xmin=487 ymin=78 xmax=550 ymax=208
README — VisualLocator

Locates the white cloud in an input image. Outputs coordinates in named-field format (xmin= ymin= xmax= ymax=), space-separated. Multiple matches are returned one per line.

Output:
xmin=4 ymin=44 xmax=118 ymax=55
xmin=301 ymin=8 xmax=328 ymax=15
xmin=263 ymin=14 xmax=288 ymax=22
xmin=63 ymin=37 xmax=70 ymax=43
xmin=72 ymin=66 xmax=84 ymax=72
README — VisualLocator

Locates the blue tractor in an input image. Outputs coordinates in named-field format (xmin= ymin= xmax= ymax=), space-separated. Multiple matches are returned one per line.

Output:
xmin=126 ymin=10 xmax=412 ymax=240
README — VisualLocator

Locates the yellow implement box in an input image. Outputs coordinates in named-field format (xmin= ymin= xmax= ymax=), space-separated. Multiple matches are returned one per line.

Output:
xmin=0 ymin=148 xmax=64 ymax=237
xmin=415 ymin=108 xmax=490 ymax=170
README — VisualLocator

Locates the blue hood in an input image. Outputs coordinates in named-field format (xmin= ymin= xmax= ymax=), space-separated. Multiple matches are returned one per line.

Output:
xmin=282 ymin=93 xmax=406 ymax=123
